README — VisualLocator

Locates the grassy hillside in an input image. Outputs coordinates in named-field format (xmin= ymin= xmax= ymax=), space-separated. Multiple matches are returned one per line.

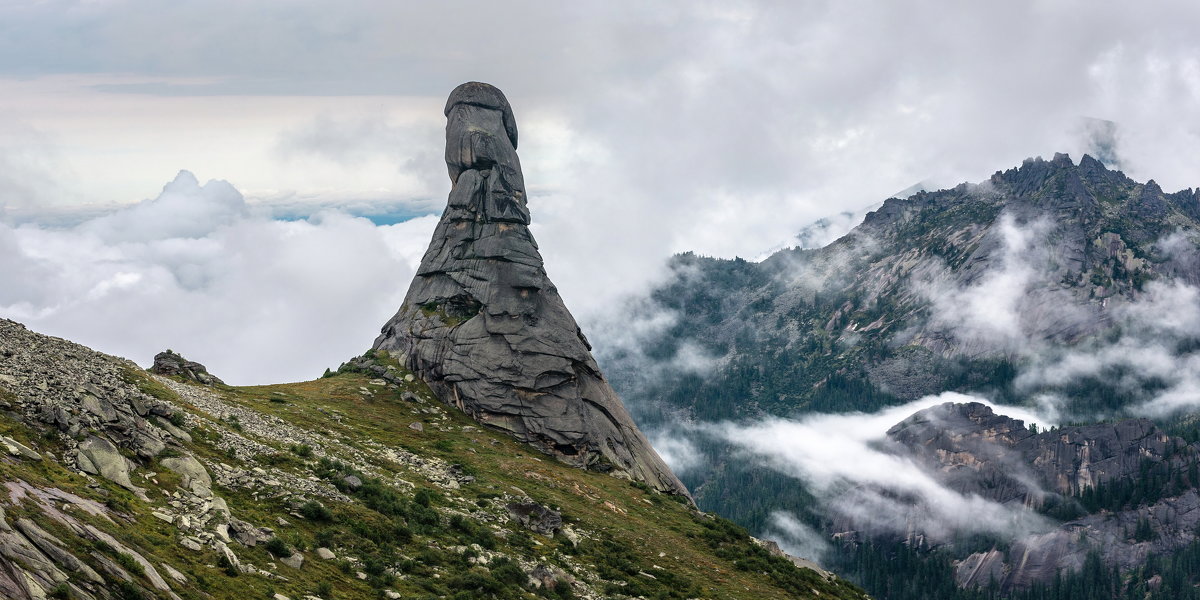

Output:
xmin=0 ymin=333 xmax=868 ymax=600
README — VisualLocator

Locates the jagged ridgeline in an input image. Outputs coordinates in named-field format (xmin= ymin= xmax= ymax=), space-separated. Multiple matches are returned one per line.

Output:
xmin=374 ymin=82 xmax=687 ymax=496
xmin=612 ymin=153 xmax=1200 ymax=422
xmin=601 ymin=153 xmax=1200 ymax=600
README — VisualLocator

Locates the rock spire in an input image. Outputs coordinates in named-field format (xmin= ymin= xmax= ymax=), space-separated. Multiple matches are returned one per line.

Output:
xmin=375 ymin=82 xmax=687 ymax=495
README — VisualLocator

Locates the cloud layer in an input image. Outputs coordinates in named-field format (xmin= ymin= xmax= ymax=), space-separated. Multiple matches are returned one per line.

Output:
xmin=669 ymin=393 xmax=1055 ymax=550
xmin=3 ymin=1 xmax=1200 ymax=322
xmin=1015 ymin=279 xmax=1200 ymax=417
xmin=0 ymin=171 xmax=436 ymax=384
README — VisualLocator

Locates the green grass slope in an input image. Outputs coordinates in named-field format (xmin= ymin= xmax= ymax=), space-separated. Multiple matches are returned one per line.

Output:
xmin=0 ymin=343 xmax=868 ymax=600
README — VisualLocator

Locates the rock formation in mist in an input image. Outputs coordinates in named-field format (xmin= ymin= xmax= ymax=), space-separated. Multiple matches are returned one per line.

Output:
xmin=608 ymin=153 xmax=1200 ymax=421
xmin=374 ymin=82 xmax=687 ymax=496
xmin=887 ymin=402 xmax=1200 ymax=590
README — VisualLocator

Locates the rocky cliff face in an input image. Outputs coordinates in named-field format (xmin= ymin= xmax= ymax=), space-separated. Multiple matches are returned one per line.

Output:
xmin=607 ymin=153 xmax=1200 ymax=421
xmin=598 ymin=154 xmax=1200 ymax=597
xmin=374 ymin=82 xmax=686 ymax=495
xmin=888 ymin=402 xmax=1176 ymax=501
xmin=884 ymin=402 xmax=1200 ymax=590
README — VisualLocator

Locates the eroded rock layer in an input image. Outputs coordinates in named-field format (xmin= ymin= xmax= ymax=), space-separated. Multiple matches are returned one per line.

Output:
xmin=374 ymin=82 xmax=687 ymax=495
xmin=887 ymin=402 xmax=1200 ymax=590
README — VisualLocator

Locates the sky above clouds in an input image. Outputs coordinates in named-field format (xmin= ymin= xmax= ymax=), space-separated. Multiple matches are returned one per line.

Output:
xmin=2 ymin=0 xmax=1200 ymax=383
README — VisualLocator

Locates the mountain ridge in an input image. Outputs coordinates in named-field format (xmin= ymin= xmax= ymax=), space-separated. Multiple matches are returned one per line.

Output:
xmin=600 ymin=152 xmax=1200 ymax=599
xmin=608 ymin=152 xmax=1200 ymax=421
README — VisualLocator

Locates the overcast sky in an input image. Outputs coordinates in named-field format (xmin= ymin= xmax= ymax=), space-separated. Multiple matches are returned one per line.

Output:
xmin=2 ymin=1 xmax=1200 ymax=383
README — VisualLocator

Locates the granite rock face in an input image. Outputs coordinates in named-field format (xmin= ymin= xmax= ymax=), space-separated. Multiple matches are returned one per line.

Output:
xmin=149 ymin=350 xmax=224 ymax=386
xmin=885 ymin=402 xmax=1200 ymax=590
xmin=374 ymin=82 xmax=687 ymax=496
xmin=888 ymin=402 xmax=1175 ymax=502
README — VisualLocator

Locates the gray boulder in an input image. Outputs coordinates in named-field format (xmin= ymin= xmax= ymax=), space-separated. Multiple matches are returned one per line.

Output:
xmin=374 ymin=82 xmax=688 ymax=497
xmin=160 ymin=455 xmax=212 ymax=497
xmin=149 ymin=350 xmax=223 ymax=385
xmin=78 ymin=436 xmax=137 ymax=492
xmin=279 ymin=552 xmax=304 ymax=569
xmin=227 ymin=519 xmax=272 ymax=547
xmin=505 ymin=501 xmax=563 ymax=536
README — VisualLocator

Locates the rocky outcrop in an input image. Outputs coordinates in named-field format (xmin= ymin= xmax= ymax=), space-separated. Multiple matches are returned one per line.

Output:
xmin=888 ymin=402 xmax=1177 ymax=501
xmin=149 ymin=349 xmax=224 ymax=385
xmin=886 ymin=402 xmax=1200 ymax=590
xmin=374 ymin=82 xmax=687 ymax=496
xmin=0 ymin=320 xmax=283 ymax=595
xmin=0 ymin=320 xmax=186 ymax=474
xmin=506 ymin=500 xmax=563 ymax=536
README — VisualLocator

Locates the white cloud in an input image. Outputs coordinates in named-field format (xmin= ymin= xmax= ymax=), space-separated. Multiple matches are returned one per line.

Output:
xmin=697 ymin=393 xmax=1055 ymax=542
xmin=930 ymin=216 xmax=1039 ymax=345
xmin=1009 ymin=278 xmax=1200 ymax=418
xmin=80 ymin=171 xmax=247 ymax=243
xmin=1137 ymin=358 xmax=1200 ymax=417
xmin=1120 ymin=279 xmax=1200 ymax=338
xmin=913 ymin=215 xmax=1073 ymax=356
xmin=587 ymin=288 xmax=722 ymax=391
xmin=764 ymin=512 xmax=831 ymax=564
xmin=0 ymin=172 xmax=435 ymax=385
xmin=3 ymin=1 xmax=1200 ymax=324
xmin=647 ymin=430 xmax=703 ymax=476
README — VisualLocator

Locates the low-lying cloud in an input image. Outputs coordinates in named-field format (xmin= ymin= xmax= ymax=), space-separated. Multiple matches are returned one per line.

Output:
xmin=763 ymin=512 xmax=833 ymax=565
xmin=913 ymin=214 xmax=1101 ymax=358
xmin=659 ymin=393 xmax=1055 ymax=554
xmin=0 ymin=171 xmax=437 ymax=385
xmin=1016 ymin=279 xmax=1200 ymax=417
xmin=920 ymin=215 xmax=1046 ymax=352
xmin=906 ymin=210 xmax=1200 ymax=419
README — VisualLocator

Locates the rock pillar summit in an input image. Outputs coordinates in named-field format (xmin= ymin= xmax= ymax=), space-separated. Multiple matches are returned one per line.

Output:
xmin=375 ymin=82 xmax=687 ymax=496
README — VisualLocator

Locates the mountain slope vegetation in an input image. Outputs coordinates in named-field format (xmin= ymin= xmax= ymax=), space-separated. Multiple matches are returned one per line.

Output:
xmin=0 ymin=319 xmax=867 ymax=600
